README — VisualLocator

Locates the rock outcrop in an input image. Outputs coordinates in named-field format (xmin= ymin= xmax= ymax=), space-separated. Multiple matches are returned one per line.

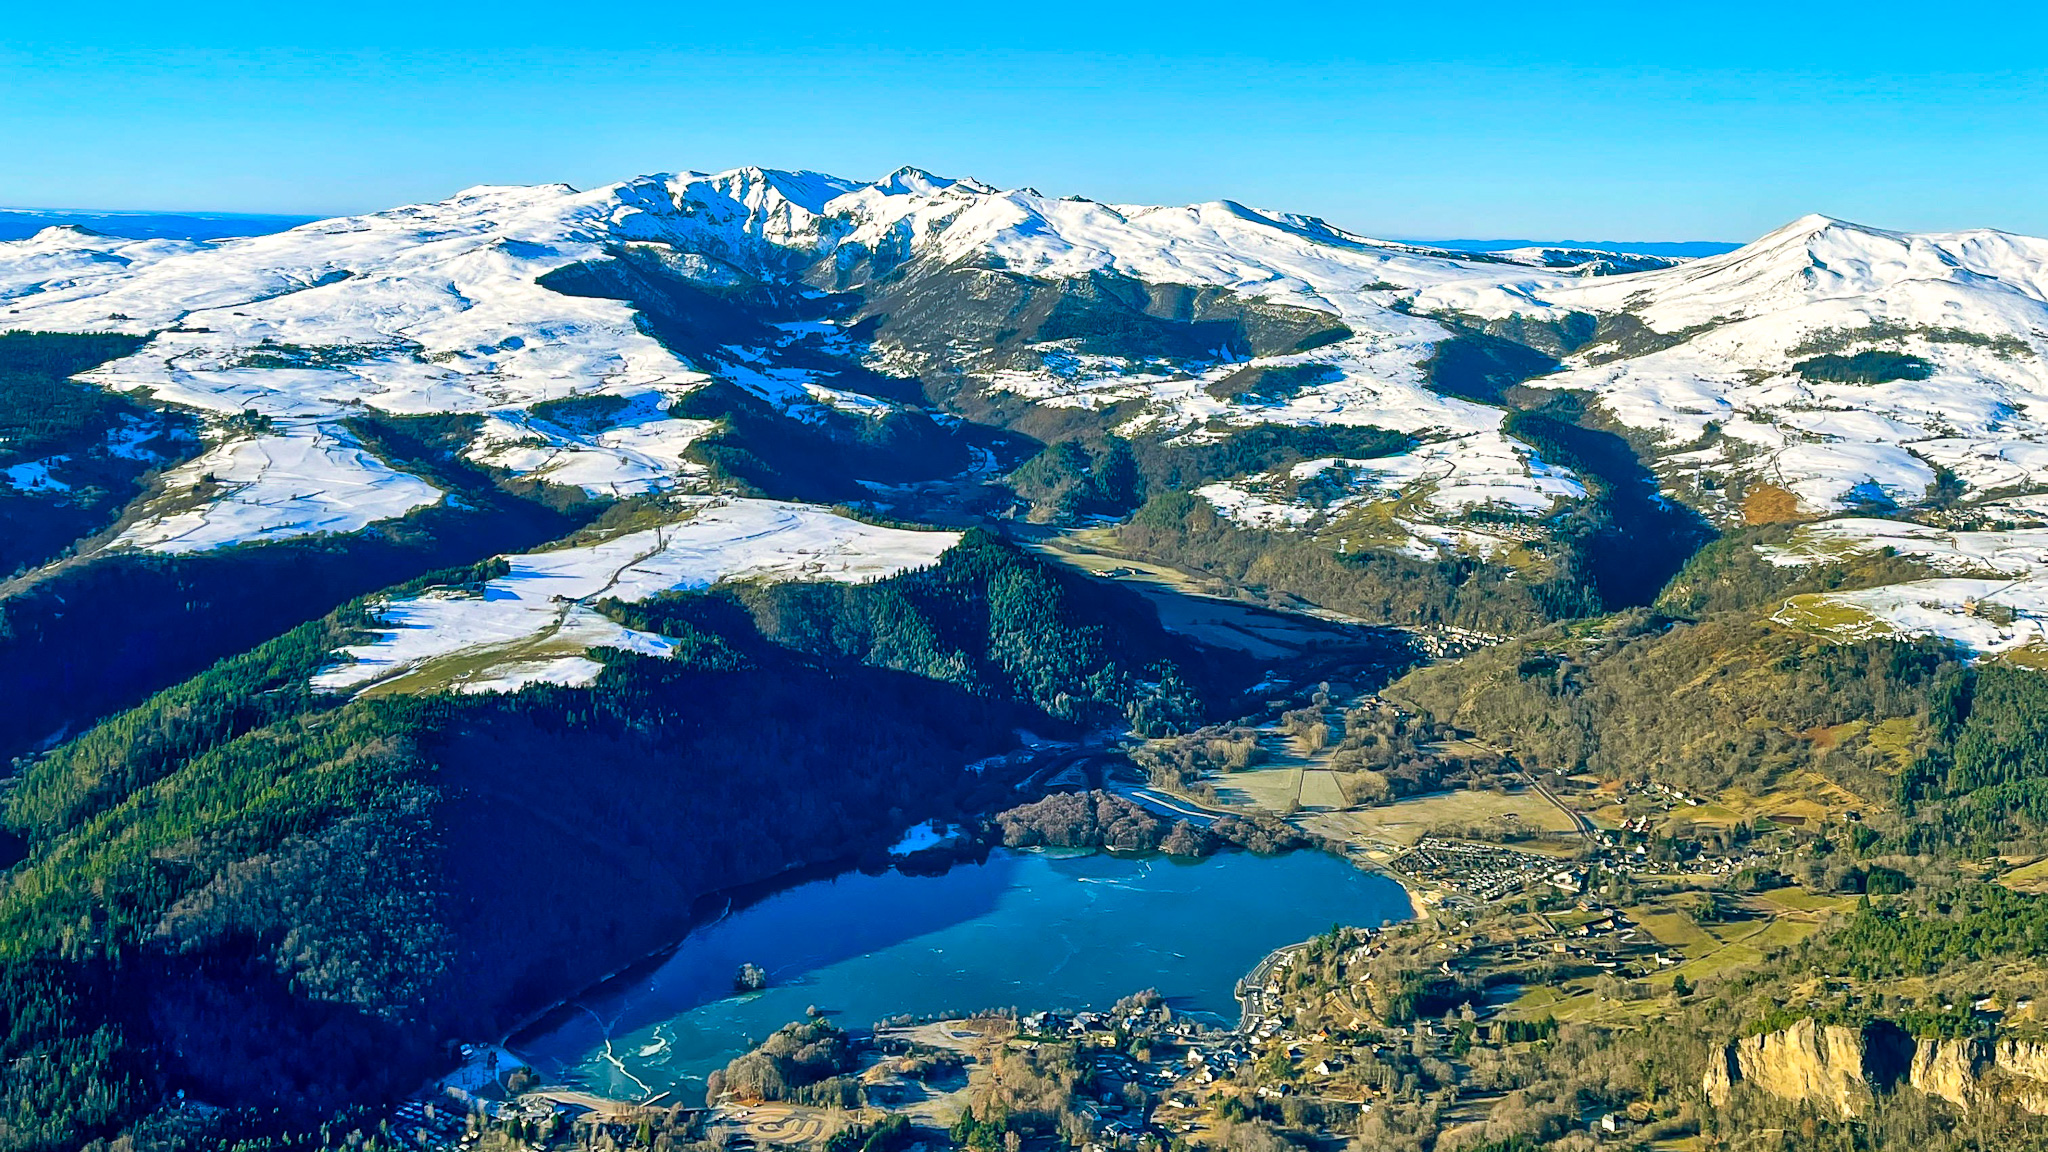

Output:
xmin=1909 ymin=1036 xmax=2048 ymax=1113
xmin=1908 ymin=1036 xmax=1983 ymax=1109
xmin=1702 ymin=1018 xmax=1904 ymax=1117
xmin=1708 ymin=1019 xmax=2048 ymax=1117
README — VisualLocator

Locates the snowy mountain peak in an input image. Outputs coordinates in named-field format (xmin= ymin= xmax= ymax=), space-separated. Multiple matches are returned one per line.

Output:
xmin=1764 ymin=212 xmax=1862 ymax=239
xmin=1404 ymin=207 xmax=2048 ymax=521
xmin=871 ymin=166 xmax=960 ymax=196
xmin=1674 ymin=213 xmax=2048 ymax=307
xmin=1506 ymin=212 xmax=2048 ymax=333
xmin=670 ymin=167 xmax=861 ymax=218
xmin=442 ymin=181 xmax=579 ymax=206
xmin=34 ymin=223 xmax=113 ymax=242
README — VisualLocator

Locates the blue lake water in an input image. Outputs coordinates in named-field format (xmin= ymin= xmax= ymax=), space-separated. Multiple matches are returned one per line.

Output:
xmin=512 ymin=847 xmax=1412 ymax=1102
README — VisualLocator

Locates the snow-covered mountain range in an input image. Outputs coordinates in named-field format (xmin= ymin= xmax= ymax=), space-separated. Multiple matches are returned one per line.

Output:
xmin=7 ymin=164 xmax=2048 ymax=663
xmin=0 ymin=166 xmax=1605 ymax=554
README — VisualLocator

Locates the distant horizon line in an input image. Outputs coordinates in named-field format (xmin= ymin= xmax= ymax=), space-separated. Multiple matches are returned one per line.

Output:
xmin=0 ymin=204 xmax=1744 ymax=255
xmin=0 ymin=206 xmax=323 ymax=221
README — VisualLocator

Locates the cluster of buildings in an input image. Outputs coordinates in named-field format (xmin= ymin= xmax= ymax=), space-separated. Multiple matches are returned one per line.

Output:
xmin=1016 ymin=1008 xmax=1210 ymax=1045
xmin=1407 ymin=626 xmax=1511 ymax=660
xmin=1391 ymin=837 xmax=1579 ymax=903
xmin=383 ymin=1099 xmax=468 ymax=1148
xmin=1447 ymin=904 xmax=1671 ymax=980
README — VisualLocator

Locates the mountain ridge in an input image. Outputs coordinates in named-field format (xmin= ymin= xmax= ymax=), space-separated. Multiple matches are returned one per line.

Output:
xmin=8 ymin=162 xmax=2048 ymax=689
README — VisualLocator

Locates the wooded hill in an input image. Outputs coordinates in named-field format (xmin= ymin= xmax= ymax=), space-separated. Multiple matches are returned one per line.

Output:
xmin=1382 ymin=521 xmax=2048 ymax=862
xmin=0 ymin=531 xmax=1234 ymax=1152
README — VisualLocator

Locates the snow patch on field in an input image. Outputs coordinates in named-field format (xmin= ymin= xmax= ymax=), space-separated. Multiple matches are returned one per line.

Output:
xmin=1767 ymin=443 xmax=1937 ymax=512
xmin=1342 ymin=433 xmax=1586 ymax=514
xmin=1766 ymin=517 xmax=2048 ymax=661
xmin=5 ymin=457 xmax=73 ymax=493
xmin=1761 ymin=518 xmax=2048 ymax=575
xmin=118 ymin=424 xmax=442 ymax=553
xmin=1777 ymin=579 xmax=2048 ymax=661
xmin=312 ymin=498 xmax=959 ymax=695
xmin=1195 ymin=430 xmax=1583 ymax=553
xmin=888 ymin=821 xmax=966 ymax=855
xmin=1195 ymin=480 xmax=1321 ymax=530
xmin=466 ymin=388 xmax=717 ymax=495
xmin=986 ymin=334 xmax=1505 ymax=443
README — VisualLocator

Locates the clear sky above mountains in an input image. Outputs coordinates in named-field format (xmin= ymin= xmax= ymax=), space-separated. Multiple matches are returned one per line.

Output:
xmin=4 ymin=0 xmax=2045 ymax=240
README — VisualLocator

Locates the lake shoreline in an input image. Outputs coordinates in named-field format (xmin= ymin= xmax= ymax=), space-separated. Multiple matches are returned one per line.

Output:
xmin=507 ymin=844 xmax=1413 ymax=1104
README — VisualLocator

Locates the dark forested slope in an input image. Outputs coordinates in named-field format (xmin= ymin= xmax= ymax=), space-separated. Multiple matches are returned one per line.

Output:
xmin=0 ymin=331 xmax=196 ymax=579
xmin=0 ymin=531 xmax=1233 ymax=1150
xmin=0 ymin=412 xmax=598 ymax=766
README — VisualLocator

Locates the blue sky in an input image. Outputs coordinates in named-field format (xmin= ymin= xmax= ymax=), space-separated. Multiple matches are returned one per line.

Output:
xmin=4 ymin=0 xmax=2045 ymax=240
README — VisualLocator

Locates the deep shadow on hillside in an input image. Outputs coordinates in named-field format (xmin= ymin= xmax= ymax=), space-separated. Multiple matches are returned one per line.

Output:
xmin=0 ymin=533 xmax=1249 ymax=1146
xmin=1504 ymin=398 xmax=1717 ymax=610
xmin=0 ymin=417 xmax=597 ymax=766
xmin=1416 ymin=319 xmax=1717 ymax=611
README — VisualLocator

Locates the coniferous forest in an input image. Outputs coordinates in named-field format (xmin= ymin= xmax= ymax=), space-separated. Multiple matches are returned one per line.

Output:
xmin=0 ymin=532 xmax=1231 ymax=1150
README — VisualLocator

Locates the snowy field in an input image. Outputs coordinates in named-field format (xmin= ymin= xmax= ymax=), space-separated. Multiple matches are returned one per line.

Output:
xmin=117 ymin=423 xmax=443 ymax=552
xmin=312 ymin=498 xmax=959 ymax=695
xmin=1766 ymin=517 xmax=2048 ymax=662
xmin=981 ymin=334 xmax=1504 ymax=442
xmin=467 ymin=391 xmax=719 ymax=496
xmin=4 ymin=458 xmax=71 ymax=493
xmin=1777 ymin=578 xmax=2048 ymax=662
xmin=1760 ymin=517 xmax=2048 ymax=576
xmin=1193 ymin=430 xmax=1584 ymax=556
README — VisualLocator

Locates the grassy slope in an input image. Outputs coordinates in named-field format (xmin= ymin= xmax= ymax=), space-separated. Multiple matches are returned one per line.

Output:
xmin=1388 ymin=528 xmax=1969 ymax=806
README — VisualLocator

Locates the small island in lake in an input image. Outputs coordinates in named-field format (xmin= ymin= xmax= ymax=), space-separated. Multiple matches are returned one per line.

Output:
xmin=734 ymin=962 xmax=769 ymax=992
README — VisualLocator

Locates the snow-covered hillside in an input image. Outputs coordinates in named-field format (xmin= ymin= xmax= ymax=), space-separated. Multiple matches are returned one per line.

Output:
xmin=312 ymin=498 xmax=959 ymax=695
xmin=10 ymin=167 xmax=2048 ymax=576
xmin=1194 ymin=430 xmax=1585 ymax=559
xmin=0 ymin=166 xmax=1577 ymax=556
xmin=2 ymin=185 xmax=718 ymax=550
xmin=120 ymin=423 xmax=442 ymax=553
xmin=1420 ymin=215 xmax=2048 ymax=520
xmin=1761 ymin=517 xmax=2048 ymax=665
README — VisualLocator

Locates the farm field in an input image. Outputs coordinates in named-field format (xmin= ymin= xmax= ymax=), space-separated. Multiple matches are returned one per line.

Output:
xmin=1297 ymin=789 xmax=1581 ymax=850
xmin=1031 ymin=530 xmax=1374 ymax=659
xmin=1581 ymin=769 xmax=1872 ymax=834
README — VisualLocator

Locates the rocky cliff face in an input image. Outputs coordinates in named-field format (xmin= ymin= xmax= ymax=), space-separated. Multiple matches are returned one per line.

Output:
xmin=1908 ymin=1036 xmax=1984 ymax=1109
xmin=1702 ymin=1018 xmax=1901 ymax=1117
xmin=1706 ymin=1020 xmax=2048 ymax=1116
xmin=1908 ymin=1036 xmax=2048 ymax=1113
